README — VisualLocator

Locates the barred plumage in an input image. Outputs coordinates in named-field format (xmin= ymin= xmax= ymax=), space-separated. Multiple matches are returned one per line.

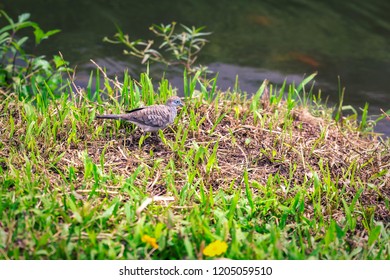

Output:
xmin=96 ymin=96 xmax=183 ymax=132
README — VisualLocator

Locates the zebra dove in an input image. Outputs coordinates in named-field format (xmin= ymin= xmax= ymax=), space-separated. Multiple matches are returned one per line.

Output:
xmin=95 ymin=96 xmax=183 ymax=132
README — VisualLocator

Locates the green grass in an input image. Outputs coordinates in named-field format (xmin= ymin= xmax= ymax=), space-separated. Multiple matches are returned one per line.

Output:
xmin=0 ymin=68 xmax=389 ymax=260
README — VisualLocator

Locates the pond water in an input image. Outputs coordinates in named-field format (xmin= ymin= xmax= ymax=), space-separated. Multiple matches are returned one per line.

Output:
xmin=2 ymin=0 xmax=390 ymax=135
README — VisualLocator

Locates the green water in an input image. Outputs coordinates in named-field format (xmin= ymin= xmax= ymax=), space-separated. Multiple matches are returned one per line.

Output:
xmin=2 ymin=0 xmax=390 ymax=134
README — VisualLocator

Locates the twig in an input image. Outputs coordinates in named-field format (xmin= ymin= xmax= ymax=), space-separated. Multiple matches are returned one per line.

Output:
xmin=136 ymin=195 xmax=175 ymax=218
xmin=90 ymin=59 xmax=123 ymax=89
xmin=147 ymin=171 xmax=160 ymax=190
xmin=380 ymin=108 xmax=390 ymax=121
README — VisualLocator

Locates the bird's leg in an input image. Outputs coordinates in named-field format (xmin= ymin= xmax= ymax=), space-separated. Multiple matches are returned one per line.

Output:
xmin=150 ymin=131 xmax=159 ymax=142
xmin=126 ymin=125 xmax=138 ymax=147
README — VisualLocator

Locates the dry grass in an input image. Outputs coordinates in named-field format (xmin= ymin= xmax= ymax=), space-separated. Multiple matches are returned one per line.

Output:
xmin=0 ymin=83 xmax=389 ymax=259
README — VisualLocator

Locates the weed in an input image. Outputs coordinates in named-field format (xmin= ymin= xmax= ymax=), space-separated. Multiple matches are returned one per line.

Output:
xmin=104 ymin=22 xmax=211 ymax=75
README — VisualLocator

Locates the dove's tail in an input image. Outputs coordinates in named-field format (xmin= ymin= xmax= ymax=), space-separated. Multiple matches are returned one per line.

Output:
xmin=95 ymin=114 xmax=124 ymax=120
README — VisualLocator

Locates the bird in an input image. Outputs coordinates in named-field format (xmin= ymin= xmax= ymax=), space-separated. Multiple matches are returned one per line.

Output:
xmin=95 ymin=96 xmax=184 ymax=133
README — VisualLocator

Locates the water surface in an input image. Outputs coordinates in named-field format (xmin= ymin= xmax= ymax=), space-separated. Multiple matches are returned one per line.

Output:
xmin=2 ymin=0 xmax=390 ymax=135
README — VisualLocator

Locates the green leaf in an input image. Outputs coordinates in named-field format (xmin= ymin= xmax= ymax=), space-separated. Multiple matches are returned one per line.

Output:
xmin=243 ymin=170 xmax=254 ymax=212
xmin=44 ymin=29 xmax=61 ymax=37
xmin=296 ymin=72 xmax=317 ymax=94
xmin=183 ymin=235 xmax=195 ymax=259
xmin=33 ymin=26 xmax=45 ymax=44
xmin=33 ymin=26 xmax=61 ymax=45
xmin=0 ymin=10 xmax=15 ymax=26
xmin=18 ymin=13 xmax=31 ymax=23
xmin=100 ymin=200 xmax=119 ymax=219
xmin=368 ymin=225 xmax=381 ymax=246
xmin=53 ymin=55 xmax=68 ymax=68
xmin=227 ymin=192 xmax=240 ymax=226
xmin=67 ymin=198 xmax=83 ymax=223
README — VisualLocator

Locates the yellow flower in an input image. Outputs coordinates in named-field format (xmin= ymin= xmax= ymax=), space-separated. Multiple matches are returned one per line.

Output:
xmin=203 ymin=240 xmax=228 ymax=257
xmin=141 ymin=234 xmax=159 ymax=249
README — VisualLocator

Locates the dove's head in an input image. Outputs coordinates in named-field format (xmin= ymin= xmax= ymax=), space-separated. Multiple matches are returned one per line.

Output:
xmin=166 ymin=96 xmax=184 ymax=108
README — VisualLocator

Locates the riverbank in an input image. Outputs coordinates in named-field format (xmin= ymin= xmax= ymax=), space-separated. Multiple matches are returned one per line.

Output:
xmin=0 ymin=70 xmax=389 ymax=259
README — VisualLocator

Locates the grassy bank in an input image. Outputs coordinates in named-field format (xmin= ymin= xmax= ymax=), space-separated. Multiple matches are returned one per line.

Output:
xmin=0 ymin=69 xmax=389 ymax=259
